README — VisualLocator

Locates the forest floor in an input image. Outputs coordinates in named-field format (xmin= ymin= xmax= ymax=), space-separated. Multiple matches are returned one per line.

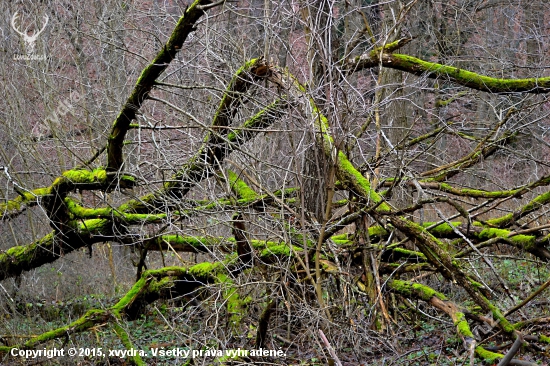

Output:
xmin=2 ymin=257 xmax=550 ymax=365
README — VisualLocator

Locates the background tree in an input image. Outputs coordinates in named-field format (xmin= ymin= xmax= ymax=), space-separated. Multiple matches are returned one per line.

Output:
xmin=2 ymin=1 xmax=550 ymax=365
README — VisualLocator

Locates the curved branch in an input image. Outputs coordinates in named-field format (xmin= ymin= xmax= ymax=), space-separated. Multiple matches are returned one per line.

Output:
xmin=347 ymin=48 xmax=550 ymax=94
xmin=121 ymin=97 xmax=287 ymax=214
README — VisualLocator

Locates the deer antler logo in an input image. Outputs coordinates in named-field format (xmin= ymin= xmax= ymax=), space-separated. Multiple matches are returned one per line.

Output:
xmin=11 ymin=12 xmax=49 ymax=54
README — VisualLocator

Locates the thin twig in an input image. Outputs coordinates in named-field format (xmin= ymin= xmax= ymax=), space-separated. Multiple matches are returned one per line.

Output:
xmin=318 ymin=329 xmax=343 ymax=366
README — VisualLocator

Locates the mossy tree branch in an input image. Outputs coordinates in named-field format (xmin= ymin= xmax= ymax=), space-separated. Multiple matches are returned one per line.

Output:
xmin=0 ymin=169 xmax=135 ymax=220
xmin=347 ymin=44 xmax=550 ymax=94
xmin=386 ymin=280 xmax=506 ymax=364
xmin=107 ymin=0 xmax=222 ymax=172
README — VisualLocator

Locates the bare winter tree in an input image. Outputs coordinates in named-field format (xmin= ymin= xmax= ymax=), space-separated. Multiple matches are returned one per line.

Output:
xmin=2 ymin=1 xmax=550 ymax=365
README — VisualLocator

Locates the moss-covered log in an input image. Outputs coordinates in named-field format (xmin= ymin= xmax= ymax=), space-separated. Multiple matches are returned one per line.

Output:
xmin=0 ymin=228 xmax=304 ymax=282
xmin=487 ymin=189 xmax=550 ymax=228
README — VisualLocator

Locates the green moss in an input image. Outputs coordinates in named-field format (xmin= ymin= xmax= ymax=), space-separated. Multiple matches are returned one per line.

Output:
xmin=62 ymin=169 xmax=98 ymax=183
xmin=391 ymin=247 xmax=427 ymax=259
xmin=62 ymin=168 xmax=135 ymax=185
xmin=389 ymin=280 xmax=446 ymax=301
xmin=51 ymin=176 xmax=64 ymax=186
xmin=188 ymin=261 xmax=223 ymax=278
xmin=436 ymin=182 xmax=518 ymax=198
xmin=474 ymin=346 xmax=503 ymax=363
xmin=67 ymin=198 xmax=168 ymax=224
xmin=210 ymin=58 xmax=259 ymax=130
xmin=227 ymin=99 xmax=283 ymax=141
xmin=476 ymin=294 xmax=516 ymax=335
xmin=369 ymin=38 xmax=410 ymax=56
xmin=216 ymin=275 xmax=250 ymax=329
xmin=476 ymin=227 xmax=535 ymax=250
xmin=259 ymin=243 xmax=302 ymax=258
xmin=21 ymin=309 xmax=109 ymax=349
xmin=332 ymin=238 xmax=352 ymax=245
xmin=108 ymin=0 xmax=212 ymax=171
xmin=424 ymin=222 xmax=461 ymax=236
xmin=227 ymin=170 xmax=257 ymax=200
xmin=2 ymin=233 xmax=53 ymax=260
xmin=112 ymin=323 xmax=146 ymax=366
xmin=390 ymin=53 xmax=550 ymax=93
xmin=225 ymin=286 xmax=243 ymax=318
xmin=336 ymin=152 xmax=391 ymax=211
xmin=0 ymin=185 xmax=53 ymax=216
xmin=77 ymin=219 xmax=109 ymax=233
xmin=331 ymin=233 xmax=351 ymax=241
xmin=454 ymin=312 xmax=474 ymax=338
xmin=112 ymin=277 xmax=148 ymax=314
xmin=488 ymin=190 xmax=550 ymax=227
xmin=0 ymin=169 xmax=137 ymax=219
xmin=118 ymin=192 xmax=157 ymax=213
